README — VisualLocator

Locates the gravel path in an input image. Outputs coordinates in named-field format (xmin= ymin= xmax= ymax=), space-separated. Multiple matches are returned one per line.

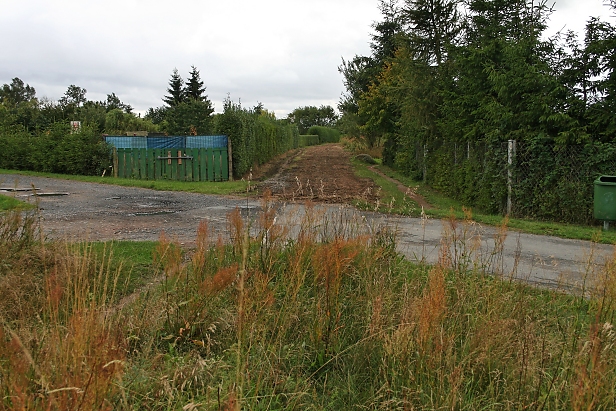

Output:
xmin=0 ymin=174 xmax=259 ymax=244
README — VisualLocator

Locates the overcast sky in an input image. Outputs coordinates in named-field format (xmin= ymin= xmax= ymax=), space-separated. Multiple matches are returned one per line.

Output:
xmin=0 ymin=0 xmax=613 ymax=118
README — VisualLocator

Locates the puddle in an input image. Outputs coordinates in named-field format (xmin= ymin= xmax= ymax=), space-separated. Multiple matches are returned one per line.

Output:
xmin=239 ymin=206 xmax=262 ymax=217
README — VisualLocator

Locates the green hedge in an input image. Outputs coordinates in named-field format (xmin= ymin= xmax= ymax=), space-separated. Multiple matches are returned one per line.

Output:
xmin=0 ymin=123 xmax=111 ymax=176
xmin=510 ymin=139 xmax=616 ymax=224
xmin=299 ymin=135 xmax=320 ymax=147
xmin=307 ymin=126 xmax=340 ymax=144
xmin=214 ymin=100 xmax=299 ymax=178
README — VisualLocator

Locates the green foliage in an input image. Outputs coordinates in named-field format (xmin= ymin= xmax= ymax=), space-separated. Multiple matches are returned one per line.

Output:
xmin=0 ymin=122 xmax=111 ymax=176
xmin=164 ymin=100 xmax=214 ymax=135
xmin=162 ymin=68 xmax=185 ymax=107
xmin=185 ymin=65 xmax=207 ymax=101
xmin=511 ymin=139 xmax=616 ymax=224
xmin=299 ymin=134 xmax=320 ymax=147
xmin=340 ymin=0 xmax=616 ymax=224
xmin=0 ymin=126 xmax=35 ymax=170
xmin=287 ymin=105 xmax=339 ymax=134
xmin=0 ymin=77 xmax=158 ymax=136
xmin=0 ymin=194 xmax=33 ymax=211
xmin=214 ymin=98 xmax=299 ymax=178
xmin=105 ymin=108 xmax=158 ymax=134
xmin=0 ymin=79 xmax=40 ymax=131
xmin=0 ymin=78 xmax=36 ymax=105
xmin=307 ymin=125 xmax=340 ymax=144
xmin=154 ymin=67 xmax=215 ymax=135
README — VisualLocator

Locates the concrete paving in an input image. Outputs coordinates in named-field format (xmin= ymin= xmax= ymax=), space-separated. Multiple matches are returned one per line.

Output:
xmin=275 ymin=204 xmax=615 ymax=294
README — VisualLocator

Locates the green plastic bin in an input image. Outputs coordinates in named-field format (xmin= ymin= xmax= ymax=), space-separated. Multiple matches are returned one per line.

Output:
xmin=594 ymin=175 xmax=616 ymax=221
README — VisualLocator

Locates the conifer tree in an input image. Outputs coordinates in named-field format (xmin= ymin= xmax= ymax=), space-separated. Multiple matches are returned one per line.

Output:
xmin=185 ymin=65 xmax=207 ymax=101
xmin=163 ymin=68 xmax=185 ymax=106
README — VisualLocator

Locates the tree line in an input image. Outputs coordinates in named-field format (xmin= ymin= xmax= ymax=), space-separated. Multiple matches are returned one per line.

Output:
xmin=339 ymin=0 xmax=616 ymax=222
xmin=340 ymin=0 xmax=616 ymax=157
xmin=0 ymin=67 xmax=308 ymax=177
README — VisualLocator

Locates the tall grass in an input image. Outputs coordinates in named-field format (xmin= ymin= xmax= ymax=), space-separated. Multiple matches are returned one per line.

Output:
xmin=2 ymin=203 xmax=616 ymax=409
xmin=0 ymin=210 xmax=125 ymax=409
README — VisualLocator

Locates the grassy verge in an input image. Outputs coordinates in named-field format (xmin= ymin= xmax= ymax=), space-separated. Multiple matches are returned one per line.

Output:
xmin=2 ymin=201 xmax=615 ymax=409
xmin=352 ymin=159 xmax=616 ymax=244
xmin=85 ymin=241 xmax=158 ymax=299
xmin=352 ymin=157 xmax=418 ymax=216
xmin=0 ymin=168 xmax=249 ymax=196
xmin=0 ymin=193 xmax=35 ymax=211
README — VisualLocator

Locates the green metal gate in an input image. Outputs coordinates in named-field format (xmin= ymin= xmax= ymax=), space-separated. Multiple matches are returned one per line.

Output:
xmin=113 ymin=147 xmax=230 ymax=181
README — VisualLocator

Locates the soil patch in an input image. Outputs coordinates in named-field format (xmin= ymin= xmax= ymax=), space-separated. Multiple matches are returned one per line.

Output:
xmin=257 ymin=143 xmax=432 ymax=210
xmin=259 ymin=144 xmax=380 ymax=204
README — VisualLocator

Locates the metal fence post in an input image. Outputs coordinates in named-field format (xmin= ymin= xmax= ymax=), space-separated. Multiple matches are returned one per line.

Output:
xmin=423 ymin=144 xmax=428 ymax=182
xmin=507 ymin=139 xmax=516 ymax=216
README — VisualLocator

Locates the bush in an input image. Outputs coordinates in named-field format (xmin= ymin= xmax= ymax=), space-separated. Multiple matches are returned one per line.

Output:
xmin=308 ymin=126 xmax=341 ymax=143
xmin=354 ymin=153 xmax=377 ymax=164
xmin=299 ymin=134 xmax=320 ymax=147
xmin=0 ymin=122 xmax=111 ymax=176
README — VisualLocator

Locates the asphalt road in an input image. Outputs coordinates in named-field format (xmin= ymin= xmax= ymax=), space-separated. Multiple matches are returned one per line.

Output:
xmin=2 ymin=173 xmax=613 ymax=293
xmin=274 ymin=204 xmax=615 ymax=294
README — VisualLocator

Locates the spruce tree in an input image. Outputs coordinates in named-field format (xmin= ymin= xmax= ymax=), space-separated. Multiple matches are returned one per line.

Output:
xmin=185 ymin=65 xmax=207 ymax=101
xmin=163 ymin=68 xmax=185 ymax=106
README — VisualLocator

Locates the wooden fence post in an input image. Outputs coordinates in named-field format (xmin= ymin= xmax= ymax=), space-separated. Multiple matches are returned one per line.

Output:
xmin=113 ymin=148 xmax=118 ymax=178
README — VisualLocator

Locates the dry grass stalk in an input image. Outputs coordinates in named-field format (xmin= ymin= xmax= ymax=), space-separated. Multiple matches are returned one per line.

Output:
xmin=0 ymin=237 xmax=125 ymax=409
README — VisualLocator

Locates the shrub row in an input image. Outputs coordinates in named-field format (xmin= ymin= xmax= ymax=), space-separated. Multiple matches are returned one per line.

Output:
xmin=307 ymin=126 xmax=340 ymax=144
xmin=395 ymin=137 xmax=616 ymax=224
xmin=0 ymin=108 xmax=341 ymax=180
xmin=213 ymin=101 xmax=299 ymax=178
xmin=0 ymin=123 xmax=110 ymax=176
xmin=298 ymin=134 xmax=320 ymax=147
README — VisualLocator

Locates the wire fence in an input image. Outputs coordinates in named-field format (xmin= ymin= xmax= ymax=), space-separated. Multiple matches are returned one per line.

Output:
xmin=404 ymin=139 xmax=616 ymax=224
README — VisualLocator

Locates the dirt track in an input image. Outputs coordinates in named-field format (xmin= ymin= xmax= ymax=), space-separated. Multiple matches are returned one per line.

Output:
xmin=259 ymin=144 xmax=380 ymax=203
